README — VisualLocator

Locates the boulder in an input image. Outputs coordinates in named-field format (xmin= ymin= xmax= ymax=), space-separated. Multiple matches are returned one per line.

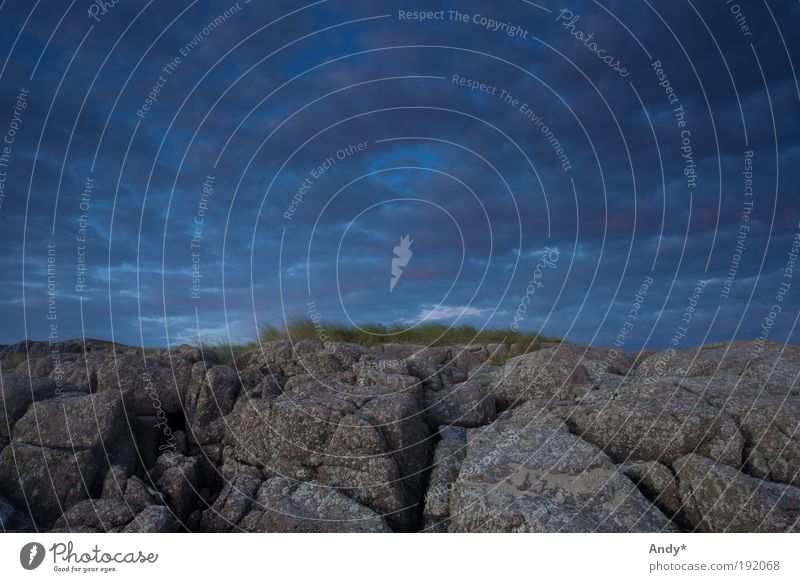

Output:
xmin=424 ymin=381 xmax=496 ymax=428
xmin=493 ymin=345 xmax=592 ymax=410
xmin=423 ymin=427 xmax=467 ymax=532
xmin=200 ymin=474 xmax=261 ymax=532
xmin=52 ymin=499 xmax=136 ymax=532
xmin=122 ymin=505 xmax=181 ymax=532
xmin=239 ymin=477 xmax=392 ymax=533
xmin=569 ymin=380 xmax=743 ymax=467
xmin=185 ymin=364 xmax=241 ymax=445
xmin=620 ymin=461 xmax=682 ymax=522
xmin=95 ymin=348 xmax=200 ymax=415
xmin=0 ymin=374 xmax=71 ymax=440
xmin=674 ymin=453 xmax=800 ymax=532
xmin=0 ymin=443 xmax=100 ymax=528
xmin=449 ymin=403 xmax=677 ymax=532
xmin=226 ymin=376 xmax=431 ymax=531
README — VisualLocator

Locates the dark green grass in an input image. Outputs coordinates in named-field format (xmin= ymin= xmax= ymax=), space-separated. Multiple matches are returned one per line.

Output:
xmin=259 ymin=317 xmax=558 ymax=348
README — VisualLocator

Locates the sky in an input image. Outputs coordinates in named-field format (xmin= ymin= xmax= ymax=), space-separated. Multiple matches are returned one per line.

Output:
xmin=0 ymin=0 xmax=798 ymax=350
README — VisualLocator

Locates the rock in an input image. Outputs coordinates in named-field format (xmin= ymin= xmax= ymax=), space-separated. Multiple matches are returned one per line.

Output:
xmin=226 ymin=376 xmax=431 ymax=531
xmin=239 ymin=477 xmax=392 ymax=533
xmin=674 ymin=454 xmax=800 ymax=532
xmin=449 ymin=402 xmax=677 ymax=532
xmin=424 ymin=381 xmax=496 ymax=428
xmin=485 ymin=343 xmax=509 ymax=361
xmin=620 ymin=461 xmax=682 ymax=522
xmin=709 ymin=390 xmax=800 ymax=487
xmin=0 ymin=374 xmax=70 ymax=440
xmin=0 ymin=443 xmax=100 ymax=528
xmin=450 ymin=348 xmax=485 ymax=374
xmin=423 ymin=427 xmax=467 ymax=532
xmin=494 ymin=344 xmax=592 ymax=410
xmin=151 ymin=453 xmax=203 ymax=519
xmin=185 ymin=364 xmax=241 ymax=444
xmin=569 ymin=380 xmax=743 ymax=467
xmin=200 ymin=474 xmax=261 ymax=532
xmin=11 ymin=390 xmax=136 ymax=471
xmin=52 ymin=499 xmax=135 ymax=531
xmin=122 ymin=505 xmax=181 ymax=533
xmin=467 ymin=363 xmax=502 ymax=388
xmin=95 ymin=348 xmax=200 ymax=415
xmin=101 ymin=466 xmax=162 ymax=513
xmin=0 ymin=493 xmax=15 ymax=529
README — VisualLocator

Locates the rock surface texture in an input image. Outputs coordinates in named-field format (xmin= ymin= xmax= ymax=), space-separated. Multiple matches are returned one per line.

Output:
xmin=0 ymin=339 xmax=797 ymax=532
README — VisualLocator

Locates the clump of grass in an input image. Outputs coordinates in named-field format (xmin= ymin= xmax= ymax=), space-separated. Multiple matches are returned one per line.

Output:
xmin=193 ymin=338 xmax=257 ymax=365
xmin=0 ymin=352 xmax=28 ymax=370
xmin=259 ymin=317 xmax=558 ymax=349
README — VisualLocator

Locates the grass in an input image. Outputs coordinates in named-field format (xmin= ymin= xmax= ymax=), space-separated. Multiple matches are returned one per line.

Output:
xmin=0 ymin=352 xmax=27 ymax=371
xmin=259 ymin=317 xmax=558 ymax=349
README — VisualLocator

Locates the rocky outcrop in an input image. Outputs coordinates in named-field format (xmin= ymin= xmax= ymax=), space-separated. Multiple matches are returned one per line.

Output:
xmin=422 ymin=426 xmax=467 ymax=532
xmin=448 ymin=402 xmax=678 ymax=532
xmin=1 ymin=338 xmax=797 ymax=533
xmin=674 ymin=453 xmax=800 ymax=532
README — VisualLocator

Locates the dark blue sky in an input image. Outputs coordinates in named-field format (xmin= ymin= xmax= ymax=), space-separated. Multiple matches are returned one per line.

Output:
xmin=0 ymin=0 xmax=798 ymax=350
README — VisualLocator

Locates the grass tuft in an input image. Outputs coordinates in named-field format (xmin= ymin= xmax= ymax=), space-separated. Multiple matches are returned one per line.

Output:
xmin=259 ymin=317 xmax=558 ymax=349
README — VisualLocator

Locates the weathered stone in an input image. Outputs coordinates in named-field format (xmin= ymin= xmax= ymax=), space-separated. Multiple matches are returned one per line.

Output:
xmin=449 ymin=403 xmax=677 ymax=532
xmin=0 ymin=443 xmax=100 ymax=528
xmin=493 ymin=344 xmax=593 ymax=410
xmin=53 ymin=499 xmax=136 ymax=531
xmin=570 ymin=380 xmax=743 ymax=467
xmin=620 ymin=461 xmax=682 ymax=522
xmin=674 ymin=454 xmax=800 ymax=532
xmin=95 ymin=348 xmax=199 ymax=415
xmin=424 ymin=381 xmax=496 ymax=428
xmin=200 ymin=474 xmax=261 ymax=532
xmin=423 ymin=427 xmax=467 ymax=532
xmin=185 ymin=364 xmax=241 ymax=445
xmin=122 ymin=505 xmax=181 ymax=532
xmin=0 ymin=374 xmax=69 ymax=440
xmin=226 ymin=376 xmax=430 ymax=531
xmin=152 ymin=453 xmax=203 ymax=519
xmin=239 ymin=477 xmax=392 ymax=533
xmin=12 ymin=391 xmax=136 ymax=471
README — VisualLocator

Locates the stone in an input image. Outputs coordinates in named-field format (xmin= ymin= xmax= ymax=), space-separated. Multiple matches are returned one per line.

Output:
xmin=200 ymin=474 xmax=261 ymax=532
xmin=569 ymin=380 xmax=743 ymax=467
xmin=424 ymin=381 xmax=496 ymax=428
xmin=423 ymin=427 xmax=467 ymax=532
xmin=122 ymin=505 xmax=181 ymax=532
xmin=674 ymin=454 xmax=800 ymax=532
xmin=185 ymin=364 xmax=241 ymax=445
xmin=493 ymin=344 xmax=593 ymax=410
xmin=239 ymin=477 xmax=392 ymax=533
xmin=449 ymin=403 xmax=677 ymax=532
xmin=0 ymin=443 xmax=100 ymax=528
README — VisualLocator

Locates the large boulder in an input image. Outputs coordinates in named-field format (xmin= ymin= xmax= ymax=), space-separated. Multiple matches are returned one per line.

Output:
xmin=674 ymin=454 xmax=800 ymax=532
xmin=423 ymin=381 xmax=496 ymax=428
xmin=569 ymin=379 xmax=743 ymax=467
xmin=422 ymin=426 xmax=467 ymax=532
xmin=449 ymin=402 xmax=677 ymax=532
xmin=95 ymin=347 xmax=201 ymax=415
xmin=185 ymin=364 xmax=241 ymax=445
xmin=0 ymin=374 xmax=73 ymax=440
xmin=239 ymin=477 xmax=392 ymax=533
xmin=0 ymin=444 xmax=100 ymax=528
xmin=11 ymin=390 xmax=136 ymax=469
xmin=52 ymin=499 xmax=136 ymax=532
xmin=200 ymin=474 xmax=261 ymax=532
xmin=493 ymin=345 xmax=592 ymax=410
xmin=225 ymin=376 xmax=431 ymax=531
